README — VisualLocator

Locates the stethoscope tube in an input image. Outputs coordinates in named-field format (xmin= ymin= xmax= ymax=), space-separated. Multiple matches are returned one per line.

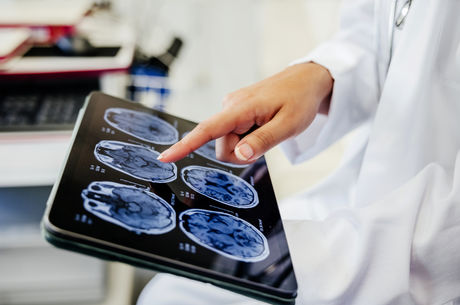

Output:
xmin=387 ymin=0 xmax=412 ymax=70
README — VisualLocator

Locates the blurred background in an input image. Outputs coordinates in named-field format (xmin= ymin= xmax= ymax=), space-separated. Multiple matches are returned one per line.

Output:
xmin=0 ymin=0 xmax=345 ymax=304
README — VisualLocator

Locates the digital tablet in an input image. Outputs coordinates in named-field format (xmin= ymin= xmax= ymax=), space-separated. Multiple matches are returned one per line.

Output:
xmin=42 ymin=92 xmax=298 ymax=305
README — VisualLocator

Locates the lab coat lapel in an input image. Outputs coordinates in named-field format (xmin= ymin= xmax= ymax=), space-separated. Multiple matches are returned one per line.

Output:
xmin=354 ymin=0 xmax=459 ymax=206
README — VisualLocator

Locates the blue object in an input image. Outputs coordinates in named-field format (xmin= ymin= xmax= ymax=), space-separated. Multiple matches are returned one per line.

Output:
xmin=127 ymin=66 xmax=170 ymax=111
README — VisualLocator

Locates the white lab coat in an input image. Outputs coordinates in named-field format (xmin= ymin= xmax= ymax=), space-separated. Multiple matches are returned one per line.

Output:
xmin=138 ymin=0 xmax=460 ymax=304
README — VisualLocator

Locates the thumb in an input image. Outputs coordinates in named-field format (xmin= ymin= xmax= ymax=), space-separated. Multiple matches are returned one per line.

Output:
xmin=234 ymin=113 xmax=291 ymax=162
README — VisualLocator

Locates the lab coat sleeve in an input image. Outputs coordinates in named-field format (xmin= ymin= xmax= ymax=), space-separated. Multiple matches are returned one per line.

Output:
xmin=281 ymin=0 xmax=380 ymax=164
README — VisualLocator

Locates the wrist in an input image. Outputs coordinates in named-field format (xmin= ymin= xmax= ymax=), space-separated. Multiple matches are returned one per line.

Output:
xmin=288 ymin=62 xmax=334 ymax=115
xmin=311 ymin=62 xmax=333 ymax=115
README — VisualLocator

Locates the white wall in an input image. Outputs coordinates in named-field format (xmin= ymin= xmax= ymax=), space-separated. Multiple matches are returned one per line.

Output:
xmin=260 ymin=0 xmax=342 ymax=75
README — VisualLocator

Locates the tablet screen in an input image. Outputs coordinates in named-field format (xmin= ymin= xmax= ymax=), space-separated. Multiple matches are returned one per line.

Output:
xmin=47 ymin=92 xmax=297 ymax=297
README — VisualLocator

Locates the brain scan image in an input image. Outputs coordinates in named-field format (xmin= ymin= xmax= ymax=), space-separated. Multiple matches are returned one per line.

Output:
xmin=181 ymin=166 xmax=258 ymax=208
xmin=94 ymin=140 xmax=177 ymax=183
xmin=82 ymin=181 xmax=176 ymax=234
xmin=179 ymin=209 xmax=269 ymax=262
xmin=182 ymin=132 xmax=247 ymax=168
xmin=104 ymin=108 xmax=178 ymax=145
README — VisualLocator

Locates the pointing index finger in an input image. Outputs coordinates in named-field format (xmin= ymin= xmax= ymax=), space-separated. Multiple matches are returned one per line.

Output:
xmin=157 ymin=110 xmax=240 ymax=162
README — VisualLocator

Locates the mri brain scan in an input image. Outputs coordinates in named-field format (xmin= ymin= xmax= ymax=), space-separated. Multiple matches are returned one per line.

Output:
xmin=104 ymin=108 xmax=178 ymax=145
xmin=182 ymin=132 xmax=247 ymax=168
xmin=82 ymin=181 xmax=176 ymax=234
xmin=181 ymin=166 xmax=258 ymax=208
xmin=94 ymin=140 xmax=177 ymax=183
xmin=179 ymin=209 xmax=269 ymax=262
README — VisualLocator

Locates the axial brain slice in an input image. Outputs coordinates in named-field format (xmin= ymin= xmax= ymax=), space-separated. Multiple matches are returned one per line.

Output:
xmin=181 ymin=166 xmax=258 ymax=208
xmin=179 ymin=209 xmax=269 ymax=262
xmin=94 ymin=140 xmax=177 ymax=183
xmin=105 ymin=108 xmax=178 ymax=145
xmin=82 ymin=181 xmax=175 ymax=234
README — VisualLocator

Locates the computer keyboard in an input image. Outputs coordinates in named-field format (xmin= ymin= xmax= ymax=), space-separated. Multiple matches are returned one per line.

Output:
xmin=0 ymin=77 xmax=99 ymax=132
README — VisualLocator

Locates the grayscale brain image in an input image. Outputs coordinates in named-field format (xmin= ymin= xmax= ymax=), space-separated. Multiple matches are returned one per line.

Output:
xmin=94 ymin=140 xmax=177 ymax=183
xmin=181 ymin=166 xmax=258 ymax=208
xmin=182 ymin=132 xmax=248 ymax=168
xmin=82 ymin=181 xmax=176 ymax=234
xmin=179 ymin=209 xmax=269 ymax=262
xmin=104 ymin=107 xmax=178 ymax=144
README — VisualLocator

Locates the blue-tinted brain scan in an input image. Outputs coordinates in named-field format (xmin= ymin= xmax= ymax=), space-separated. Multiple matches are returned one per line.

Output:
xmin=82 ymin=181 xmax=175 ymax=234
xmin=94 ymin=140 xmax=177 ymax=183
xmin=182 ymin=132 xmax=248 ymax=168
xmin=104 ymin=108 xmax=178 ymax=145
xmin=179 ymin=209 xmax=269 ymax=262
xmin=181 ymin=166 xmax=258 ymax=208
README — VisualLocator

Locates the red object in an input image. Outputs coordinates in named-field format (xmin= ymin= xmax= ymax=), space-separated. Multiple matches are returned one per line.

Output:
xmin=0 ymin=37 xmax=31 ymax=64
xmin=0 ymin=67 xmax=129 ymax=79
xmin=0 ymin=24 xmax=75 ymax=44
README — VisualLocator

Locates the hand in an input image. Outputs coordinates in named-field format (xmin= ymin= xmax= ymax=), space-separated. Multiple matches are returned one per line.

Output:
xmin=158 ymin=62 xmax=333 ymax=164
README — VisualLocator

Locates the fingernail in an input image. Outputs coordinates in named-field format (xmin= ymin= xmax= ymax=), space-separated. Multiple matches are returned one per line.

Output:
xmin=157 ymin=149 xmax=169 ymax=160
xmin=235 ymin=143 xmax=254 ymax=161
